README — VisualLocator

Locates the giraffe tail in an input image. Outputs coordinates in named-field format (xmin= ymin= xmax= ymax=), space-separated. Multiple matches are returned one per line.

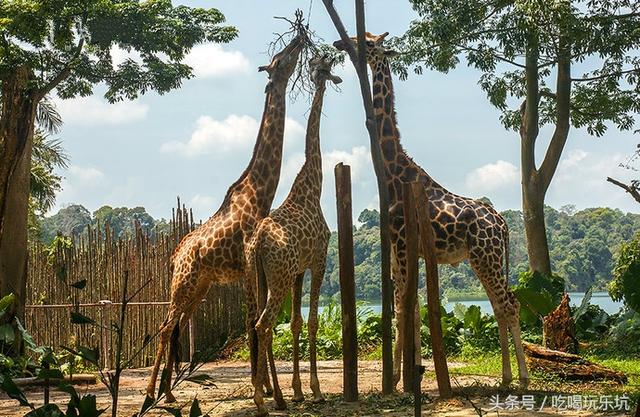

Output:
xmin=503 ymin=222 xmax=510 ymax=284
xmin=170 ymin=322 xmax=182 ymax=374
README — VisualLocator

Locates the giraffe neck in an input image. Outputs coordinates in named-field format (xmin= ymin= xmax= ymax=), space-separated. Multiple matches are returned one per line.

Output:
xmin=288 ymin=82 xmax=326 ymax=201
xmin=224 ymin=83 xmax=287 ymax=216
xmin=370 ymin=59 xmax=442 ymax=202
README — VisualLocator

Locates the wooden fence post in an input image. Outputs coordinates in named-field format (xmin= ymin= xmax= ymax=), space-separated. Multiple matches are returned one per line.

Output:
xmin=335 ymin=163 xmax=358 ymax=402
xmin=401 ymin=183 xmax=419 ymax=394
xmin=412 ymin=183 xmax=452 ymax=398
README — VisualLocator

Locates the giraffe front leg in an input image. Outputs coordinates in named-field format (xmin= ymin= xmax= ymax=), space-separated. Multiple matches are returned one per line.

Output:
xmin=290 ymin=273 xmax=305 ymax=402
xmin=308 ymin=256 xmax=327 ymax=403
xmin=146 ymin=310 xmax=179 ymax=399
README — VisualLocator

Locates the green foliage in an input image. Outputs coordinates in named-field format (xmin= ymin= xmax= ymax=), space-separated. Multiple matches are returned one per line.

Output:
xmin=39 ymin=204 xmax=640 ymax=298
xmin=394 ymin=0 xmax=640 ymax=137
xmin=609 ymin=234 xmax=640 ymax=312
xmin=0 ymin=0 xmax=237 ymax=102
xmin=512 ymin=270 xmax=565 ymax=327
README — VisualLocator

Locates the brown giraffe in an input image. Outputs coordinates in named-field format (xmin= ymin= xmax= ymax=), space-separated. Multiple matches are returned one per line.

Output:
xmin=334 ymin=32 xmax=528 ymax=388
xmin=145 ymin=33 xmax=304 ymax=403
xmin=245 ymin=55 xmax=341 ymax=417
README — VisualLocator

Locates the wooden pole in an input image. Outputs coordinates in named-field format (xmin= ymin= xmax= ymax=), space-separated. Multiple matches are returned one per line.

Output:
xmin=335 ymin=163 xmax=358 ymax=402
xmin=401 ymin=183 xmax=418 ymax=393
xmin=189 ymin=318 xmax=195 ymax=362
xmin=321 ymin=0 xmax=394 ymax=394
xmin=412 ymin=183 xmax=452 ymax=398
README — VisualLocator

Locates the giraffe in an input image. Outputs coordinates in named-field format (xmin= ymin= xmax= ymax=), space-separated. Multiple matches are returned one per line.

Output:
xmin=333 ymin=32 xmax=529 ymax=388
xmin=245 ymin=54 xmax=341 ymax=417
xmin=145 ymin=33 xmax=304 ymax=403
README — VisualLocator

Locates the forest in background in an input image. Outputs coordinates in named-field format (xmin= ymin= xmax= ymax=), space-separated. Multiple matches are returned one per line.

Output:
xmin=34 ymin=201 xmax=640 ymax=301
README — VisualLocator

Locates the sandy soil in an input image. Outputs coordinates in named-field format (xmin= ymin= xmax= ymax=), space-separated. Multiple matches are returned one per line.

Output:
xmin=0 ymin=360 xmax=630 ymax=416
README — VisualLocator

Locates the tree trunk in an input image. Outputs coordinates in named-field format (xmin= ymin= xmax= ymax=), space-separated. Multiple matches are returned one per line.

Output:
xmin=522 ymin=173 xmax=552 ymax=275
xmin=0 ymin=66 xmax=38 ymax=326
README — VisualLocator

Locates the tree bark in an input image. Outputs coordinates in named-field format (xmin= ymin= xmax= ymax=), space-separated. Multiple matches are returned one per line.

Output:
xmin=322 ymin=0 xmax=394 ymax=394
xmin=520 ymin=26 xmax=571 ymax=276
xmin=0 ymin=66 xmax=38 ymax=324
xmin=607 ymin=177 xmax=640 ymax=204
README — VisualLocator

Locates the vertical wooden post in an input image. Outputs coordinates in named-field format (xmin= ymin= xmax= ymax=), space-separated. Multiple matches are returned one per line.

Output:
xmin=189 ymin=318 xmax=195 ymax=362
xmin=412 ymin=183 xmax=452 ymax=398
xmin=401 ymin=183 xmax=419 ymax=393
xmin=335 ymin=163 xmax=358 ymax=402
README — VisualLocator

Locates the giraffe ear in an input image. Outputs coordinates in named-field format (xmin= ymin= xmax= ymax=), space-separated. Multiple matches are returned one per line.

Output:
xmin=258 ymin=65 xmax=268 ymax=72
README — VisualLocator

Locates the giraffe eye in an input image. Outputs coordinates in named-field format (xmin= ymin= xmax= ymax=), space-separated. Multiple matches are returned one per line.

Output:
xmin=366 ymin=41 xmax=374 ymax=47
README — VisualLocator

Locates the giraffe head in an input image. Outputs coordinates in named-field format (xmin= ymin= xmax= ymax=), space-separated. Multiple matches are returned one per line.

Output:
xmin=309 ymin=54 xmax=342 ymax=87
xmin=259 ymin=33 xmax=304 ymax=88
xmin=332 ymin=32 xmax=398 ymax=67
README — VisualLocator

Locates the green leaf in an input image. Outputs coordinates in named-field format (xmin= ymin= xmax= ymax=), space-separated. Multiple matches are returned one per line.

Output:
xmin=77 ymin=394 xmax=106 ymax=417
xmin=189 ymin=398 xmax=202 ymax=417
xmin=37 ymin=368 xmax=64 ymax=380
xmin=56 ymin=383 xmax=80 ymax=405
xmin=0 ymin=293 xmax=16 ymax=317
xmin=25 ymin=403 xmax=65 ymax=417
xmin=70 ymin=279 xmax=87 ymax=290
xmin=139 ymin=394 xmax=155 ymax=414
xmin=0 ymin=323 xmax=15 ymax=344
xmin=0 ymin=373 xmax=30 ymax=406
xmin=70 ymin=311 xmax=95 ymax=325
xmin=574 ymin=286 xmax=593 ymax=320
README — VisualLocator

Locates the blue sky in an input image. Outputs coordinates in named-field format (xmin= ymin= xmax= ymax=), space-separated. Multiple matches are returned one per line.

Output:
xmin=51 ymin=0 xmax=639 ymax=228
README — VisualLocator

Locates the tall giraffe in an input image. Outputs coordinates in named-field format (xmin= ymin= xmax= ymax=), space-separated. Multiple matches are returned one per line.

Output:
xmin=145 ymin=33 xmax=304 ymax=403
xmin=334 ymin=32 xmax=528 ymax=388
xmin=245 ymin=55 xmax=341 ymax=417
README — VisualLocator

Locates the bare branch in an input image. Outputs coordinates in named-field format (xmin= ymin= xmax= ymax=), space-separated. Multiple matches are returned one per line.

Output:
xmin=607 ymin=176 xmax=640 ymax=204
xmin=571 ymin=68 xmax=640 ymax=82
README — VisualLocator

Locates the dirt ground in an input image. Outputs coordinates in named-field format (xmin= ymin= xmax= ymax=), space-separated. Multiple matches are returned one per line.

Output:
xmin=0 ymin=360 xmax=631 ymax=416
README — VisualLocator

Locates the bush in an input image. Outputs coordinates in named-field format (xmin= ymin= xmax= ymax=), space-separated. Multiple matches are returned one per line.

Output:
xmin=609 ymin=234 xmax=640 ymax=313
xmin=512 ymin=270 xmax=565 ymax=327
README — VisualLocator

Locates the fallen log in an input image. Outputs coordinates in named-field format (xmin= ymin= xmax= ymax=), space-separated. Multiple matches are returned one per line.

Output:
xmin=523 ymin=342 xmax=627 ymax=384
xmin=14 ymin=374 xmax=97 ymax=387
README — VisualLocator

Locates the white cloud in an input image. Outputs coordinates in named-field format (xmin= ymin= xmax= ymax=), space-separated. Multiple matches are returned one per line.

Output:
xmin=465 ymin=160 xmax=519 ymax=192
xmin=322 ymin=146 xmax=372 ymax=183
xmin=183 ymin=44 xmax=250 ymax=78
xmin=188 ymin=194 xmax=217 ymax=217
xmin=67 ymin=166 xmax=106 ymax=187
xmin=110 ymin=45 xmax=142 ymax=68
xmin=55 ymin=96 xmax=148 ymax=125
xmin=560 ymin=149 xmax=588 ymax=169
xmin=161 ymin=115 xmax=304 ymax=158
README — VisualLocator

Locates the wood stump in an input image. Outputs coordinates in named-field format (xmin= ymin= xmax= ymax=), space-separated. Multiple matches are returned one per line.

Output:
xmin=523 ymin=342 xmax=627 ymax=383
xmin=543 ymin=293 xmax=578 ymax=353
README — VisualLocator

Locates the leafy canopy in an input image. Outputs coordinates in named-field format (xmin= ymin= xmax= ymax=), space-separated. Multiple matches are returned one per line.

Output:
xmin=0 ymin=0 xmax=237 ymax=101
xmin=394 ymin=0 xmax=640 ymax=136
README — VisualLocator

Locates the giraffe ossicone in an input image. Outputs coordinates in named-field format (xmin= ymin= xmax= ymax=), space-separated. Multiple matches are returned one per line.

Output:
xmin=334 ymin=32 xmax=529 ymax=389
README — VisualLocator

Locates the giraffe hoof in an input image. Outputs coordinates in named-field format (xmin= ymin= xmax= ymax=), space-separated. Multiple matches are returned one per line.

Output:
xmin=275 ymin=399 xmax=287 ymax=410
xmin=519 ymin=377 xmax=530 ymax=389
xmin=500 ymin=378 xmax=512 ymax=388
xmin=292 ymin=394 xmax=304 ymax=403
xmin=255 ymin=408 xmax=269 ymax=417
xmin=312 ymin=396 xmax=325 ymax=404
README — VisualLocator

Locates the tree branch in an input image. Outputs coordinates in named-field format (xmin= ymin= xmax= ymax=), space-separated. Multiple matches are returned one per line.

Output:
xmin=36 ymin=37 xmax=85 ymax=99
xmin=571 ymin=68 xmax=640 ymax=82
xmin=539 ymin=33 xmax=571 ymax=192
xmin=607 ymin=177 xmax=640 ymax=204
xmin=454 ymin=44 xmax=527 ymax=68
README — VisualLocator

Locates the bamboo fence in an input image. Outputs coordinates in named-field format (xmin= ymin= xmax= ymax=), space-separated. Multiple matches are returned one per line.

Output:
xmin=25 ymin=201 xmax=245 ymax=369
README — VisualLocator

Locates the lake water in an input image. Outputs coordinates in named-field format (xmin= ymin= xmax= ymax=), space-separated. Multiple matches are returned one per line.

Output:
xmin=300 ymin=292 xmax=623 ymax=319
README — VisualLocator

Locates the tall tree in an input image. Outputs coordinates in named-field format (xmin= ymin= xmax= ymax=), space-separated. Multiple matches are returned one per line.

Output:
xmin=395 ymin=0 xmax=640 ymax=274
xmin=0 ymin=0 xmax=237 ymax=321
